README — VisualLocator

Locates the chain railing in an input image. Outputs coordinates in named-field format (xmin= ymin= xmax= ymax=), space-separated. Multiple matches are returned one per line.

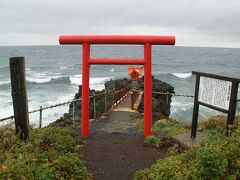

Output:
xmin=152 ymin=91 xmax=194 ymax=98
xmin=0 ymin=85 xmax=132 ymax=128
xmin=1 ymin=87 xmax=239 ymax=128
xmin=131 ymin=90 xmax=141 ymax=110
xmin=112 ymin=85 xmax=132 ymax=108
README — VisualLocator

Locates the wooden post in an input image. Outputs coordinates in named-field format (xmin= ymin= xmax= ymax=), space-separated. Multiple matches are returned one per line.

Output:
xmin=93 ymin=92 xmax=96 ymax=119
xmin=10 ymin=57 xmax=29 ymax=141
xmin=73 ymin=101 xmax=75 ymax=127
xmin=112 ymin=90 xmax=115 ymax=108
xmin=105 ymin=89 xmax=107 ymax=112
xmin=226 ymin=82 xmax=239 ymax=136
xmin=191 ymin=75 xmax=200 ymax=139
xmin=131 ymin=91 xmax=134 ymax=110
xmin=166 ymin=91 xmax=169 ymax=105
xmin=39 ymin=106 xmax=43 ymax=128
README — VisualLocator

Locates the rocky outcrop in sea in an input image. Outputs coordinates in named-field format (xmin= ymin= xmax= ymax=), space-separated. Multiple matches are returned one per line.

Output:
xmin=49 ymin=77 xmax=174 ymax=127
xmin=137 ymin=76 xmax=174 ymax=121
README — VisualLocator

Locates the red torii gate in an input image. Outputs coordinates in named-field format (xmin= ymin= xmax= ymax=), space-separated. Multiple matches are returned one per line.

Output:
xmin=59 ymin=35 xmax=175 ymax=138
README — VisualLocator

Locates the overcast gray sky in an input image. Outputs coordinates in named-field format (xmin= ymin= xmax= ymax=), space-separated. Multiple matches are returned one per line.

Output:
xmin=1 ymin=0 xmax=240 ymax=47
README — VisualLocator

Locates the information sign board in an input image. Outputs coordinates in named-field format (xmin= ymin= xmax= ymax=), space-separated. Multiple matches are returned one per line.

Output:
xmin=198 ymin=77 xmax=232 ymax=110
xmin=191 ymin=71 xmax=239 ymax=138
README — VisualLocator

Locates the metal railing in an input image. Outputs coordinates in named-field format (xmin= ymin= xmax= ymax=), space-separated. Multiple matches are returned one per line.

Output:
xmin=1 ymin=87 xmax=239 ymax=128
xmin=0 ymin=85 xmax=132 ymax=128
xmin=131 ymin=90 xmax=141 ymax=110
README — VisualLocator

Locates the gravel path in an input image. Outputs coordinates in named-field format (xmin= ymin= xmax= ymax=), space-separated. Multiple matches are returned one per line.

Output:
xmin=79 ymin=95 xmax=167 ymax=180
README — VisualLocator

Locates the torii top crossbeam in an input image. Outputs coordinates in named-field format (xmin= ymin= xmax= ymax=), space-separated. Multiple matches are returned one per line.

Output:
xmin=59 ymin=35 xmax=175 ymax=45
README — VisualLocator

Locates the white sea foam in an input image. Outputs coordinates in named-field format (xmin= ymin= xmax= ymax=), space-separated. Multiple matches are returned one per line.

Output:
xmin=70 ymin=74 xmax=114 ymax=90
xmin=69 ymin=74 xmax=82 ymax=85
xmin=110 ymin=68 xmax=114 ymax=72
xmin=0 ymin=103 xmax=13 ymax=119
xmin=44 ymin=94 xmax=74 ymax=106
xmin=26 ymin=71 xmax=64 ymax=83
xmin=60 ymin=66 xmax=68 ymax=70
xmin=0 ymin=81 xmax=10 ymax=86
xmin=172 ymin=73 xmax=192 ymax=79
xmin=0 ymin=91 xmax=10 ymax=97
xmin=171 ymin=100 xmax=193 ymax=114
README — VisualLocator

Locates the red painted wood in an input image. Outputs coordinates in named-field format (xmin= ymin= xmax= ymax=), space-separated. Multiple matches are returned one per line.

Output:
xmin=59 ymin=35 xmax=175 ymax=138
xmin=81 ymin=43 xmax=90 ymax=137
xmin=89 ymin=59 xmax=145 ymax=65
xmin=144 ymin=43 xmax=152 ymax=137
xmin=59 ymin=35 xmax=175 ymax=45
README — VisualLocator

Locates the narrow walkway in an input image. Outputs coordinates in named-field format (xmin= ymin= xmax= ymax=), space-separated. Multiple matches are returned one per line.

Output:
xmin=100 ymin=94 xmax=137 ymax=134
xmin=81 ymin=94 xmax=167 ymax=180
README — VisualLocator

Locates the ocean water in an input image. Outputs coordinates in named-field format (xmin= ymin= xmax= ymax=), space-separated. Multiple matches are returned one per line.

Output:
xmin=0 ymin=45 xmax=239 ymax=121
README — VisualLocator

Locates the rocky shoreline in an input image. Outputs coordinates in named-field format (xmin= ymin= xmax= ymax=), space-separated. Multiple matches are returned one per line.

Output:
xmin=50 ymin=76 xmax=174 ymax=127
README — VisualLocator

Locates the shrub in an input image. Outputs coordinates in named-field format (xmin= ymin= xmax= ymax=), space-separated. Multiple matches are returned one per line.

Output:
xmin=135 ymin=117 xmax=240 ymax=179
xmin=135 ymin=155 xmax=184 ymax=180
xmin=145 ymin=136 xmax=161 ymax=148
xmin=153 ymin=119 xmax=189 ymax=137
xmin=132 ymin=117 xmax=144 ymax=132
xmin=39 ymin=127 xmax=76 ymax=153
xmin=53 ymin=153 xmax=91 ymax=180
xmin=200 ymin=115 xmax=227 ymax=133
xmin=0 ymin=127 xmax=91 ymax=179
xmin=200 ymin=115 xmax=240 ymax=133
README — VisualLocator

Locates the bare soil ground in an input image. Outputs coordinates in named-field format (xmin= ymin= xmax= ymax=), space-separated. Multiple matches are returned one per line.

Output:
xmin=75 ymin=96 xmax=175 ymax=180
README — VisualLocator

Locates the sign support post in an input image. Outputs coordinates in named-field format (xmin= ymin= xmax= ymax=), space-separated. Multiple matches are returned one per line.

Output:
xmin=191 ymin=75 xmax=200 ymax=138
xmin=226 ymin=82 xmax=239 ymax=136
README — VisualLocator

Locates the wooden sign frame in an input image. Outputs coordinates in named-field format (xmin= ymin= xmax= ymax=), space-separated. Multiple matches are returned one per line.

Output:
xmin=191 ymin=71 xmax=240 ymax=138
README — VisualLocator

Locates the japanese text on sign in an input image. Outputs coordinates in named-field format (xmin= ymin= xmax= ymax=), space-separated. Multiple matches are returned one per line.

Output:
xmin=198 ymin=76 xmax=232 ymax=110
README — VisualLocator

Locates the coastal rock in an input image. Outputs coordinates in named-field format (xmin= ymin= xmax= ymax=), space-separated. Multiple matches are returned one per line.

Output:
xmin=50 ymin=77 xmax=174 ymax=127
xmin=137 ymin=76 xmax=174 ymax=121
xmin=105 ymin=78 xmax=131 ymax=90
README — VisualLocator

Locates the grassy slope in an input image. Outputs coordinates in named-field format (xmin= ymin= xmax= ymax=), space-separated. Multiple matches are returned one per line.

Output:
xmin=134 ymin=116 xmax=240 ymax=180
xmin=0 ymin=126 xmax=91 ymax=179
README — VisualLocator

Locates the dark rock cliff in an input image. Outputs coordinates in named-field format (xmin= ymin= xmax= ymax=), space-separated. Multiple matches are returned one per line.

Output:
xmin=50 ymin=77 xmax=174 ymax=127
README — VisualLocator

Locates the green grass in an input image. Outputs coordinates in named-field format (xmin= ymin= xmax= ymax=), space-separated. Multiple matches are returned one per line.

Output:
xmin=199 ymin=115 xmax=240 ymax=133
xmin=153 ymin=119 xmax=189 ymax=137
xmin=0 ymin=126 xmax=91 ymax=179
xmin=133 ymin=117 xmax=189 ymax=137
xmin=144 ymin=136 xmax=161 ymax=148
xmin=134 ymin=116 xmax=240 ymax=180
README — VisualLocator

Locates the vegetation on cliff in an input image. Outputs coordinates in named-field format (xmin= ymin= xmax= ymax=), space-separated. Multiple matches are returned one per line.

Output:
xmin=0 ymin=127 xmax=91 ymax=179
xmin=135 ymin=116 xmax=240 ymax=180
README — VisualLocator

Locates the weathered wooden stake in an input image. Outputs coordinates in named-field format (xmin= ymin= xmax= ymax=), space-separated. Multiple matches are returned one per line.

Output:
xmin=104 ymin=89 xmax=107 ymax=112
xmin=191 ymin=75 xmax=200 ymax=139
xmin=39 ymin=106 xmax=43 ymax=128
xmin=166 ymin=91 xmax=169 ymax=104
xmin=93 ymin=92 xmax=96 ymax=119
xmin=73 ymin=101 xmax=75 ymax=127
xmin=131 ymin=92 xmax=134 ymax=110
xmin=112 ymin=91 xmax=115 ymax=108
xmin=10 ymin=57 xmax=29 ymax=141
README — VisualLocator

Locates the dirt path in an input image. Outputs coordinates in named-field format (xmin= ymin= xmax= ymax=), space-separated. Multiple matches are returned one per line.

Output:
xmin=80 ymin=95 xmax=167 ymax=180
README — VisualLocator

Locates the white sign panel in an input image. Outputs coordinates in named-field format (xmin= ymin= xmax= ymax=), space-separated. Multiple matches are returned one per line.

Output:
xmin=198 ymin=76 xmax=232 ymax=110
